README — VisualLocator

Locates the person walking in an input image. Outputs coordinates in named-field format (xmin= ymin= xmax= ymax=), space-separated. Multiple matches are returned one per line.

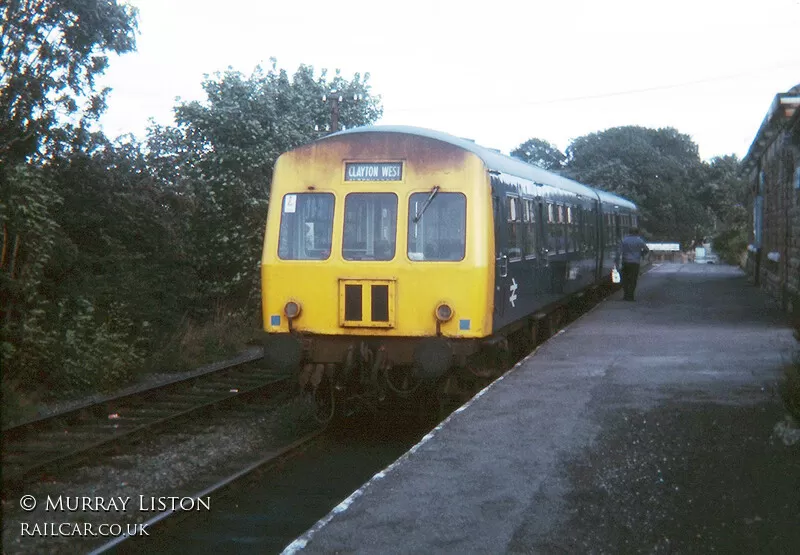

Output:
xmin=616 ymin=227 xmax=649 ymax=301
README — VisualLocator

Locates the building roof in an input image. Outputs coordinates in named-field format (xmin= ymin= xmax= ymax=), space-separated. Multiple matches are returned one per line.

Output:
xmin=325 ymin=125 xmax=637 ymax=210
xmin=741 ymin=84 xmax=800 ymax=174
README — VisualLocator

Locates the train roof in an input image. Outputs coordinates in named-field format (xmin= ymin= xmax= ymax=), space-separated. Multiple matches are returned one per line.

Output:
xmin=595 ymin=189 xmax=637 ymax=211
xmin=325 ymin=125 xmax=637 ymax=210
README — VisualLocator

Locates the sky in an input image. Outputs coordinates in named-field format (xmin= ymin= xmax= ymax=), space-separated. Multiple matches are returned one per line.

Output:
xmin=98 ymin=0 xmax=800 ymax=161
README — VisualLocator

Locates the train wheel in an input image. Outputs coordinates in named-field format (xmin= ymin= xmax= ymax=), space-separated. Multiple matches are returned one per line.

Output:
xmin=434 ymin=375 xmax=464 ymax=422
xmin=313 ymin=376 xmax=336 ymax=425
xmin=385 ymin=365 xmax=422 ymax=398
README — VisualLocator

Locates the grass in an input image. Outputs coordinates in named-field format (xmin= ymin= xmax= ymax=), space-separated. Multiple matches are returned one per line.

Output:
xmin=1 ymin=306 xmax=263 ymax=428
xmin=146 ymin=306 xmax=262 ymax=374
xmin=780 ymin=361 xmax=800 ymax=421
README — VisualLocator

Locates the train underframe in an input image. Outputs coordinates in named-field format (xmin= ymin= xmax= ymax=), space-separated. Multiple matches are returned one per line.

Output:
xmin=264 ymin=285 xmax=609 ymax=424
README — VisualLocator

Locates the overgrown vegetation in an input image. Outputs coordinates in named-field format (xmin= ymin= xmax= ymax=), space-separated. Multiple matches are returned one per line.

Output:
xmin=781 ymin=362 xmax=800 ymax=421
xmin=783 ymin=318 xmax=800 ymax=421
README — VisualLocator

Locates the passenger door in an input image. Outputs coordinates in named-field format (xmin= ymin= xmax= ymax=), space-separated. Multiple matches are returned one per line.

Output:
xmin=537 ymin=199 xmax=557 ymax=299
xmin=492 ymin=193 xmax=508 ymax=325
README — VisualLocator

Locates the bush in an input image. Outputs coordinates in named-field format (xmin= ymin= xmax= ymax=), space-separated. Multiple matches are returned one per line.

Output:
xmin=50 ymin=297 xmax=146 ymax=394
xmin=151 ymin=303 xmax=259 ymax=373
xmin=712 ymin=226 xmax=748 ymax=265
xmin=781 ymin=361 xmax=800 ymax=421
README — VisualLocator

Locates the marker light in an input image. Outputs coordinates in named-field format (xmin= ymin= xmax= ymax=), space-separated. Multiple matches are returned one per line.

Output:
xmin=284 ymin=301 xmax=301 ymax=319
xmin=435 ymin=303 xmax=453 ymax=322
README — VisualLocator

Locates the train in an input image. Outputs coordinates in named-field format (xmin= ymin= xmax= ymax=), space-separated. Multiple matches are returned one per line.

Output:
xmin=260 ymin=125 xmax=639 ymax=422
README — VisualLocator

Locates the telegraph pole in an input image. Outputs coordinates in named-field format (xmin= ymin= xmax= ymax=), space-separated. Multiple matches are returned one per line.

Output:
xmin=322 ymin=90 xmax=363 ymax=134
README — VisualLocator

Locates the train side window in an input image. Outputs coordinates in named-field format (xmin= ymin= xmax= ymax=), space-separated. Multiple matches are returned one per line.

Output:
xmin=407 ymin=192 xmax=466 ymax=261
xmin=523 ymin=199 xmax=536 ymax=257
xmin=342 ymin=193 xmax=398 ymax=261
xmin=278 ymin=193 xmax=335 ymax=260
xmin=506 ymin=196 xmax=523 ymax=259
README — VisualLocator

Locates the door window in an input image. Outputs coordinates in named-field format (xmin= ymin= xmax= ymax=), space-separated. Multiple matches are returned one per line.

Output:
xmin=342 ymin=193 xmax=398 ymax=261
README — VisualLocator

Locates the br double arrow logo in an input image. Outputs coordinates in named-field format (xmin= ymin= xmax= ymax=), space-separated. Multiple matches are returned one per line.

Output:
xmin=509 ymin=278 xmax=518 ymax=307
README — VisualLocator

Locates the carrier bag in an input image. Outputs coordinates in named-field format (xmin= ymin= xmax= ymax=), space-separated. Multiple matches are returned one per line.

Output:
xmin=611 ymin=266 xmax=621 ymax=284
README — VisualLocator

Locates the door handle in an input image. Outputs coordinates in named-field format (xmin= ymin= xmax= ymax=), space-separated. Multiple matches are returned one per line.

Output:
xmin=497 ymin=254 xmax=508 ymax=278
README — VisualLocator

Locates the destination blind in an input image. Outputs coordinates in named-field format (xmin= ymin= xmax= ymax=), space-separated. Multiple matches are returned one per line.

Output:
xmin=344 ymin=162 xmax=403 ymax=182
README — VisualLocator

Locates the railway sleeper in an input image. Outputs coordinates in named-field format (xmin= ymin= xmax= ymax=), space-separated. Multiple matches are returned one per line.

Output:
xmin=119 ymin=409 xmax=182 ymax=418
xmin=17 ymin=430 xmax=110 ymax=442
xmin=2 ymin=442 xmax=77 ymax=455
xmin=0 ymin=453 xmax=32 ymax=464
xmin=156 ymin=397 xmax=209 ymax=407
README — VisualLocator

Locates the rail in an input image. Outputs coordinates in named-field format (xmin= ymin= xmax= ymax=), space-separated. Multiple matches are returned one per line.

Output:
xmin=0 ymin=347 xmax=295 ymax=494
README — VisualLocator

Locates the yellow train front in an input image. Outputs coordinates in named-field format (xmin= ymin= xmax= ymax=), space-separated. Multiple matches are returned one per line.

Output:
xmin=261 ymin=127 xmax=499 ymax=421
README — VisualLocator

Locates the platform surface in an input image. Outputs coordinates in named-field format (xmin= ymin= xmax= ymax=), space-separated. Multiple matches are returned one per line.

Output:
xmin=283 ymin=264 xmax=799 ymax=554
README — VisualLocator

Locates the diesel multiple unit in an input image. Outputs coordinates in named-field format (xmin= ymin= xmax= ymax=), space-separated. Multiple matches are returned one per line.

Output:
xmin=260 ymin=125 xmax=638 ymax=421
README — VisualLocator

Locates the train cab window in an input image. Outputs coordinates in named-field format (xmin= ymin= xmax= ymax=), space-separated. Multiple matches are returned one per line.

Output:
xmin=407 ymin=192 xmax=466 ymax=261
xmin=278 ymin=193 xmax=335 ymax=260
xmin=506 ymin=196 xmax=523 ymax=259
xmin=342 ymin=193 xmax=398 ymax=261
xmin=523 ymin=199 xmax=537 ymax=257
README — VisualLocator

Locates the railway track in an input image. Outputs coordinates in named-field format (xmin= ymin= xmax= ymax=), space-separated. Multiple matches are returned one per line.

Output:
xmin=1 ymin=347 xmax=292 ymax=495
xmin=85 ymin=428 xmax=327 ymax=555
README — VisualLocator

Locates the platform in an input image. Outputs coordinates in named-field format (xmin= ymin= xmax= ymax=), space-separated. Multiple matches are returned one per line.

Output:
xmin=283 ymin=264 xmax=799 ymax=554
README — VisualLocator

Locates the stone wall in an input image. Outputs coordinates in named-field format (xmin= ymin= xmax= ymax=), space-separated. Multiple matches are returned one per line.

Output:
xmin=752 ymin=119 xmax=800 ymax=311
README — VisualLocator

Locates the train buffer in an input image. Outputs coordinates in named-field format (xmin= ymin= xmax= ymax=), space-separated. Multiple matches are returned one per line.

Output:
xmin=283 ymin=263 xmax=799 ymax=554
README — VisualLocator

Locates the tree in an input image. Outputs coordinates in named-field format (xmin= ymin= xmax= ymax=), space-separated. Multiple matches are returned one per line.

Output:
xmin=511 ymin=138 xmax=566 ymax=170
xmin=564 ymin=126 xmax=709 ymax=247
xmin=1 ymin=1 xmax=139 ymax=418
xmin=0 ymin=0 xmax=139 ymax=165
xmin=146 ymin=61 xmax=383 ymax=316
xmin=700 ymin=155 xmax=749 ymax=263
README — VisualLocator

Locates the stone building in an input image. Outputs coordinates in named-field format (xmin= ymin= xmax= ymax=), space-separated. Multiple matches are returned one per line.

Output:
xmin=742 ymin=84 xmax=800 ymax=311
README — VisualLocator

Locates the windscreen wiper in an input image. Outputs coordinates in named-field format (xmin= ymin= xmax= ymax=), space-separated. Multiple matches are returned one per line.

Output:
xmin=412 ymin=185 xmax=440 ymax=224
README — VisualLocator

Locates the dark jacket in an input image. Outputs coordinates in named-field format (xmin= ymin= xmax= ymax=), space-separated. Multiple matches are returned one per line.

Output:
xmin=617 ymin=234 xmax=649 ymax=265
